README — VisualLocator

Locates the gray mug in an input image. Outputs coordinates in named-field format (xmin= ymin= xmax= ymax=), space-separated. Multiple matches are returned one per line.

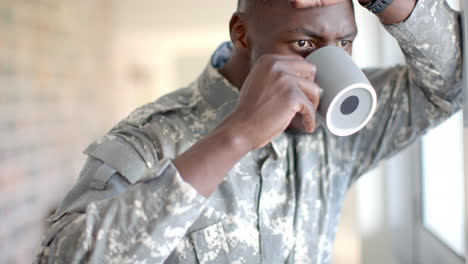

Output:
xmin=305 ymin=46 xmax=377 ymax=136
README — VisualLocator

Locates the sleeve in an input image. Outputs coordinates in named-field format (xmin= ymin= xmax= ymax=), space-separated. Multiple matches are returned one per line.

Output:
xmin=325 ymin=0 xmax=463 ymax=185
xmin=34 ymin=126 xmax=207 ymax=263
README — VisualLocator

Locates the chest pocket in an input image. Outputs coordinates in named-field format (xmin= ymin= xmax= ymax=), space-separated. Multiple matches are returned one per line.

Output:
xmin=190 ymin=222 xmax=231 ymax=264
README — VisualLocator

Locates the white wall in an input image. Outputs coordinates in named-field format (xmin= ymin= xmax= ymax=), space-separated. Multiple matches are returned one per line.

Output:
xmin=110 ymin=0 xmax=234 ymax=106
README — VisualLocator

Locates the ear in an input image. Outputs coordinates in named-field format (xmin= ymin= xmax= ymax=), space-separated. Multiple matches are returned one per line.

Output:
xmin=229 ymin=12 xmax=249 ymax=50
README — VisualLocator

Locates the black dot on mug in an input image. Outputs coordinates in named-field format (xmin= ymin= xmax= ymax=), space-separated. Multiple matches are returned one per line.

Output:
xmin=340 ymin=96 xmax=359 ymax=115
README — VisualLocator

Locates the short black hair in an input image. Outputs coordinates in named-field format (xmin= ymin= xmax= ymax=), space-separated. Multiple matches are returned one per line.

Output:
xmin=237 ymin=0 xmax=270 ymax=13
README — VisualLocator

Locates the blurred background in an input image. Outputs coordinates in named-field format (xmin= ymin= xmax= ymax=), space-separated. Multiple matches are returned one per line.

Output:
xmin=0 ymin=0 xmax=465 ymax=264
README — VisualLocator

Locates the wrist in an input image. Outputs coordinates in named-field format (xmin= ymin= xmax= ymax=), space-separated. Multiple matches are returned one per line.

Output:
xmin=214 ymin=115 xmax=254 ymax=155
xmin=173 ymin=118 xmax=252 ymax=197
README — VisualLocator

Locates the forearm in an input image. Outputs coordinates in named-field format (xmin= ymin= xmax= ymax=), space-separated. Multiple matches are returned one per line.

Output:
xmin=385 ymin=0 xmax=462 ymax=85
xmin=174 ymin=115 xmax=252 ymax=197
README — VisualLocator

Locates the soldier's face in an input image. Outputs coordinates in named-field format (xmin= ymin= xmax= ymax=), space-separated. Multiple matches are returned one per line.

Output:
xmin=243 ymin=0 xmax=358 ymax=133
xmin=245 ymin=0 xmax=357 ymax=65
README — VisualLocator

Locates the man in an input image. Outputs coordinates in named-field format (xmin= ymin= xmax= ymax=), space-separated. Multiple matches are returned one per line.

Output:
xmin=35 ymin=0 xmax=462 ymax=263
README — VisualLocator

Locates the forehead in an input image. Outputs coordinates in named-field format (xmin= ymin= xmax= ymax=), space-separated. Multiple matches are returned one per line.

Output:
xmin=249 ymin=1 xmax=356 ymax=38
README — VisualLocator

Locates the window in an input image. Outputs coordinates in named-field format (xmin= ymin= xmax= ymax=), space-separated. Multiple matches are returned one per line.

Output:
xmin=414 ymin=112 xmax=466 ymax=263
xmin=421 ymin=112 xmax=465 ymax=258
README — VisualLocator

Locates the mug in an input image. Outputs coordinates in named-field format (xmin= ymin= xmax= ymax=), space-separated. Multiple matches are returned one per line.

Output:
xmin=305 ymin=46 xmax=377 ymax=136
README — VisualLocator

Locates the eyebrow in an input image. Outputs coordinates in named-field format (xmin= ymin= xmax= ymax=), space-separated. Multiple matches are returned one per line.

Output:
xmin=288 ymin=27 xmax=358 ymax=39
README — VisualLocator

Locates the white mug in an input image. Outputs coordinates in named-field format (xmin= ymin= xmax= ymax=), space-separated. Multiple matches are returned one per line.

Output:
xmin=305 ymin=46 xmax=377 ymax=136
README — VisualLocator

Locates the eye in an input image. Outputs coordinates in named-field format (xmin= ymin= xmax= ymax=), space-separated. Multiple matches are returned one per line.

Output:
xmin=338 ymin=40 xmax=352 ymax=48
xmin=291 ymin=40 xmax=316 ymax=51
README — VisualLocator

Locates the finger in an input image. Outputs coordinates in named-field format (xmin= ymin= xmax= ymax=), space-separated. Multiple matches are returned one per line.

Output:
xmin=291 ymin=75 xmax=321 ymax=109
xmin=290 ymin=0 xmax=346 ymax=8
xmin=256 ymin=54 xmax=317 ymax=79
xmin=277 ymin=59 xmax=317 ymax=80
xmin=299 ymin=99 xmax=317 ymax=133
xmin=264 ymin=54 xmax=304 ymax=60
xmin=297 ymin=90 xmax=317 ymax=132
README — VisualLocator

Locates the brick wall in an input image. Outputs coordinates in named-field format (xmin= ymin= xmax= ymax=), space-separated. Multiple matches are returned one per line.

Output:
xmin=0 ymin=1 xmax=131 ymax=263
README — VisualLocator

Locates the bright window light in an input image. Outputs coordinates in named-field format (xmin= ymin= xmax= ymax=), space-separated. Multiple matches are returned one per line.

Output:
xmin=421 ymin=111 xmax=465 ymax=257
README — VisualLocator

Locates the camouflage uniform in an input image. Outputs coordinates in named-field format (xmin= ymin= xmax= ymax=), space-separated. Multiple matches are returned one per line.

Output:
xmin=35 ymin=0 xmax=462 ymax=263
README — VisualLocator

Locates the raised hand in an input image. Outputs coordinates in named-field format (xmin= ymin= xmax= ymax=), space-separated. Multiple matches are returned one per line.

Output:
xmin=229 ymin=54 xmax=321 ymax=150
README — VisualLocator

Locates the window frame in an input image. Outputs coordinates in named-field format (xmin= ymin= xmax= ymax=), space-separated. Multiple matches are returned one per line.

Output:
xmin=391 ymin=2 xmax=467 ymax=262
xmin=462 ymin=0 xmax=468 ymax=259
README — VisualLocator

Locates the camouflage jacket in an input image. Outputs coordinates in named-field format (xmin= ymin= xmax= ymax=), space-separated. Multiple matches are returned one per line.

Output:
xmin=35 ymin=0 xmax=462 ymax=263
